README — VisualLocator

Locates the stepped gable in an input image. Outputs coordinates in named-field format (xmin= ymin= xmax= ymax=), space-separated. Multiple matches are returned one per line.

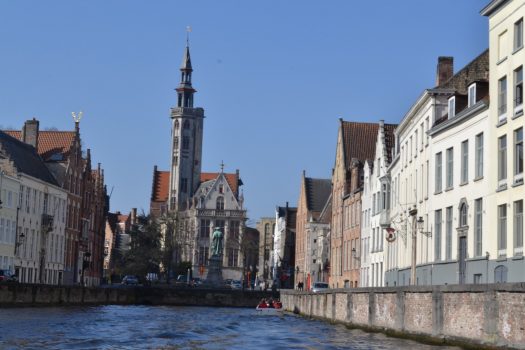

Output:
xmin=0 ymin=130 xmax=58 ymax=185
xmin=383 ymin=123 xmax=397 ymax=164
xmin=4 ymin=130 xmax=75 ymax=161
xmin=151 ymin=169 xmax=170 ymax=202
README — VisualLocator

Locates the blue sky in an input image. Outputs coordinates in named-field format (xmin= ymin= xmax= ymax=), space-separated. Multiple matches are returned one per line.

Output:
xmin=0 ymin=1 xmax=488 ymax=223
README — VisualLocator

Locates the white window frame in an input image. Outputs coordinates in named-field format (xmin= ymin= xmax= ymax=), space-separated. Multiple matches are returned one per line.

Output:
xmin=499 ymin=76 xmax=508 ymax=122
xmin=468 ymin=83 xmax=477 ymax=108
xmin=515 ymin=66 xmax=523 ymax=116
xmin=461 ymin=140 xmax=468 ymax=184
xmin=448 ymin=96 xmax=456 ymax=118
xmin=515 ymin=18 xmax=523 ymax=52
xmin=475 ymin=133 xmax=484 ymax=179
xmin=515 ymin=127 xmax=524 ymax=184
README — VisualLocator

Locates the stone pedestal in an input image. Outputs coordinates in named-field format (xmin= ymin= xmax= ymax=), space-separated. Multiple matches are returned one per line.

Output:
xmin=205 ymin=255 xmax=224 ymax=287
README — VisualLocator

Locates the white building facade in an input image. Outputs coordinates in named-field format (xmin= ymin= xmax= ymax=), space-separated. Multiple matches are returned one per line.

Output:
xmin=482 ymin=0 xmax=525 ymax=282
xmin=0 ymin=172 xmax=19 ymax=274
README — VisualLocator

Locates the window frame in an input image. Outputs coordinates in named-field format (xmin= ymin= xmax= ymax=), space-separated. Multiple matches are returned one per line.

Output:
xmin=468 ymin=83 xmax=477 ymax=108
xmin=475 ymin=133 xmax=484 ymax=179
xmin=499 ymin=76 xmax=508 ymax=122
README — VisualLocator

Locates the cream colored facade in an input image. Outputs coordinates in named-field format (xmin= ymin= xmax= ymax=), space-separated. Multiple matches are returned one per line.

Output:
xmin=482 ymin=0 xmax=525 ymax=282
xmin=385 ymin=91 xmax=445 ymax=286
xmin=0 ymin=172 xmax=19 ymax=273
xmin=16 ymin=174 xmax=67 ymax=284
xmin=428 ymin=97 xmax=491 ymax=284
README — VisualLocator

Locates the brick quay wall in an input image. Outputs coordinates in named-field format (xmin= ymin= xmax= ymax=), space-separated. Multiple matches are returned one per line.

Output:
xmin=281 ymin=284 xmax=525 ymax=350
xmin=0 ymin=284 xmax=273 ymax=308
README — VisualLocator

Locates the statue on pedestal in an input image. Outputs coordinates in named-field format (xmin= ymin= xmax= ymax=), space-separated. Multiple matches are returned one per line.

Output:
xmin=211 ymin=227 xmax=223 ymax=256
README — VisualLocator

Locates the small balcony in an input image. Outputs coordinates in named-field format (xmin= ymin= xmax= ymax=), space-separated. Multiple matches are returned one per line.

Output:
xmin=379 ymin=209 xmax=390 ymax=228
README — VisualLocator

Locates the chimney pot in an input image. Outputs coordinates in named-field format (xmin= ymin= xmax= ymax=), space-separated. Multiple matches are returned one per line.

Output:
xmin=22 ymin=119 xmax=39 ymax=150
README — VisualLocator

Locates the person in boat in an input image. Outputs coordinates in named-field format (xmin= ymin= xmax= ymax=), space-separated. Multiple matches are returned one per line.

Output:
xmin=273 ymin=300 xmax=282 ymax=309
xmin=267 ymin=298 xmax=274 ymax=308
xmin=257 ymin=299 xmax=268 ymax=308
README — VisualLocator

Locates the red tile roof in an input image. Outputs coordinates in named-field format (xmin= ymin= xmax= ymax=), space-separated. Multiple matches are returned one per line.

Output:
xmin=201 ymin=172 xmax=239 ymax=195
xmin=151 ymin=170 xmax=239 ymax=203
xmin=341 ymin=121 xmax=380 ymax=167
xmin=4 ymin=130 xmax=75 ymax=161
xmin=151 ymin=170 xmax=170 ymax=202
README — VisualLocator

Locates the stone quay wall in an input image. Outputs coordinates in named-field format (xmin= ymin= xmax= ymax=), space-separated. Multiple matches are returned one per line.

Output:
xmin=281 ymin=284 xmax=525 ymax=350
xmin=0 ymin=283 xmax=273 ymax=308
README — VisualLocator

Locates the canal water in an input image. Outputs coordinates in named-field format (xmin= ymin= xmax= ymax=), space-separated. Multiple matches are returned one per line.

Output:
xmin=0 ymin=305 xmax=460 ymax=349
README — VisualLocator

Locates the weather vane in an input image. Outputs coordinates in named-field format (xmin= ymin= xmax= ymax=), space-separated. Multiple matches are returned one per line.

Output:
xmin=186 ymin=25 xmax=192 ymax=46
xmin=71 ymin=111 xmax=83 ymax=124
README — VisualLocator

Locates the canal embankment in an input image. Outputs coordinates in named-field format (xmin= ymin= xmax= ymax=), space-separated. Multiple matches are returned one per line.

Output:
xmin=281 ymin=283 xmax=525 ymax=350
xmin=0 ymin=283 xmax=273 ymax=308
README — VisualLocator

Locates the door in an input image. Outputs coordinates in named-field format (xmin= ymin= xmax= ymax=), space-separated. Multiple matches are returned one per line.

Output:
xmin=458 ymin=236 xmax=467 ymax=284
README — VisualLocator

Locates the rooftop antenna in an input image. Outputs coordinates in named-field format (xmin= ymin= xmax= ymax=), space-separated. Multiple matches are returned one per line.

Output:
xmin=186 ymin=25 xmax=192 ymax=46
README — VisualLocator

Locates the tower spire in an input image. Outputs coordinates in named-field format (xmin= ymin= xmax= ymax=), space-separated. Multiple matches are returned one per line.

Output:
xmin=176 ymin=27 xmax=195 ymax=108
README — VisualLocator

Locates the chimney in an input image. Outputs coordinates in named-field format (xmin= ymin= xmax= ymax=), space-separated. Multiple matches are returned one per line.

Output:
xmin=436 ymin=56 xmax=454 ymax=86
xmin=22 ymin=118 xmax=39 ymax=150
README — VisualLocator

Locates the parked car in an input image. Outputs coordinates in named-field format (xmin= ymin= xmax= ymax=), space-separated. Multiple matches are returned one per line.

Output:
xmin=311 ymin=282 xmax=329 ymax=293
xmin=121 ymin=275 xmax=139 ymax=285
xmin=230 ymin=280 xmax=242 ymax=290
xmin=191 ymin=278 xmax=203 ymax=286
xmin=0 ymin=270 xmax=17 ymax=283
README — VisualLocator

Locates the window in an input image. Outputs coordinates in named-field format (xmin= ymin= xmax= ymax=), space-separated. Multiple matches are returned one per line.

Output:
xmin=198 ymin=246 xmax=209 ymax=266
xmin=182 ymin=136 xmax=190 ymax=150
xmin=425 ymin=117 xmax=429 ymax=145
xmin=499 ymin=76 xmax=507 ymax=121
xmin=216 ymin=196 xmax=224 ymax=211
xmin=499 ymin=30 xmax=508 ymax=61
xmin=420 ymin=123 xmax=424 ymax=147
xmin=227 ymin=248 xmax=238 ymax=267
xmin=461 ymin=140 xmax=468 ymax=184
xmin=435 ymin=152 xmax=442 ymax=193
xmin=475 ymin=133 xmax=484 ymax=178
xmin=515 ymin=66 xmax=523 ymax=111
xmin=498 ymin=204 xmax=507 ymax=255
xmin=446 ymin=147 xmax=453 ymax=189
xmin=180 ymin=178 xmax=188 ymax=193
xmin=446 ymin=207 xmax=453 ymax=260
xmin=474 ymin=274 xmax=482 ymax=284
xmin=514 ymin=200 xmax=523 ymax=254
xmin=475 ymin=199 xmax=483 ymax=257
xmin=435 ymin=209 xmax=442 ymax=261
xmin=515 ymin=18 xmax=523 ymax=51
xmin=468 ymin=84 xmax=477 ymax=107
xmin=459 ymin=203 xmax=468 ymax=227
xmin=415 ymin=130 xmax=418 ymax=154
xmin=183 ymin=120 xmax=190 ymax=129
xmin=448 ymin=96 xmax=456 ymax=118
xmin=229 ymin=221 xmax=240 ymax=241
xmin=498 ymin=135 xmax=507 ymax=184
xmin=515 ymin=128 xmax=523 ymax=179
xmin=200 ymin=219 xmax=210 ymax=238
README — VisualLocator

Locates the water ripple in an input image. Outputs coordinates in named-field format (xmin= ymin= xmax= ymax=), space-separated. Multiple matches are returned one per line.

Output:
xmin=0 ymin=305 xmax=460 ymax=350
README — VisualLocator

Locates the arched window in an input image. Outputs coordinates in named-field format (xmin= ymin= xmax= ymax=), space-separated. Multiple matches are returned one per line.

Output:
xmin=460 ymin=203 xmax=468 ymax=227
xmin=494 ymin=265 xmax=508 ymax=283
xmin=265 ymin=223 xmax=270 ymax=235
xmin=216 ymin=196 xmax=224 ymax=211
xmin=174 ymin=120 xmax=179 ymax=130
xmin=183 ymin=120 xmax=190 ymax=129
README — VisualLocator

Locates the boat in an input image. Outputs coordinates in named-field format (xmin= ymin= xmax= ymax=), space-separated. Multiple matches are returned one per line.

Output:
xmin=255 ymin=299 xmax=284 ymax=314
xmin=255 ymin=306 xmax=284 ymax=314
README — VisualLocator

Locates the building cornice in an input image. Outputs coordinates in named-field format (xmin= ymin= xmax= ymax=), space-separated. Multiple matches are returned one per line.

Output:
xmin=480 ymin=0 xmax=510 ymax=16
xmin=428 ymin=100 xmax=489 ymax=137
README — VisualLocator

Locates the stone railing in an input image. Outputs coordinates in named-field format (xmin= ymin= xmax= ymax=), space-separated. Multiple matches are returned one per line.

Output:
xmin=197 ymin=209 xmax=245 ymax=218
xmin=281 ymin=284 xmax=525 ymax=350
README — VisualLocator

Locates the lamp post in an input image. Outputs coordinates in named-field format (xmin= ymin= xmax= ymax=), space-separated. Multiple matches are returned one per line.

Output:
xmin=409 ymin=207 xmax=418 ymax=285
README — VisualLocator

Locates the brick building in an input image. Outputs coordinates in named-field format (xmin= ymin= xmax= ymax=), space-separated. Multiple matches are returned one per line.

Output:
xmin=330 ymin=120 xmax=379 ymax=289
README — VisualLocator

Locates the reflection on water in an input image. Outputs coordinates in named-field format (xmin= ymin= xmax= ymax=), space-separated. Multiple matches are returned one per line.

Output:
xmin=0 ymin=305 xmax=460 ymax=349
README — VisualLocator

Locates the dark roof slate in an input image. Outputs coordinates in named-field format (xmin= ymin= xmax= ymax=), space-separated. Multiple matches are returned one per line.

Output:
xmin=436 ymin=49 xmax=489 ymax=94
xmin=305 ymin=178 xmax=331 ymax=213
xmin=0 ymin=131 xmax=58 ymax=185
